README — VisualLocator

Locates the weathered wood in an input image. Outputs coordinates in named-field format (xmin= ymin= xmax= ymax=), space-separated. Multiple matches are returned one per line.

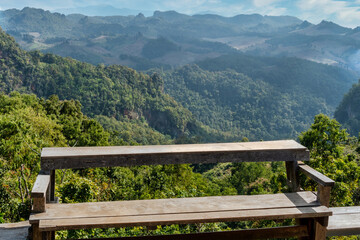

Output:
xmin=32 ymin=222 xmax=41 ymax=240
xmin=41 ymin=140 xmax=309 ymax=170
xmin=312 ymin=218 xmax=328 ymax=240
xmin=297 ymin=218 xmax=313 ymax=240
xmin=38 ymin=206 xmax=330 ymax=231
xmin=76 ymin=225 xmax=309 ymax=240
xmin=317 ymin=185 xmax=332 ymax=208
xmin=31 ymin=174 xmax=50 ymax=198
xmin=286 ymin=161 xmax=300 ymax=191
xmin=327 ymin=207 xmax=360 ymax=236
xmin=32 ymin=197 xmax=46 ymax=213
xmin=30 ymin=140 xmax=334 ymax=240
xmin=30 ymin=192 xmax=331 ymax=232
xmin=49 ymin=170 xmax=55 ymax=202
xmin=42 ymin=231 xmax=52 ymax=240
xmin=298 ymin=163 xmax=335 ymax=187
xmin=30 ymin=192 xmax=319 ymax=223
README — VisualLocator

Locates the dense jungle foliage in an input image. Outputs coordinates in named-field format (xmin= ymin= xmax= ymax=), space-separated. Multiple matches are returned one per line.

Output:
xmin=159 ymin=55 xmax=356 ymax=140
xmin=0 ymin=27 xmax=199 ymax=138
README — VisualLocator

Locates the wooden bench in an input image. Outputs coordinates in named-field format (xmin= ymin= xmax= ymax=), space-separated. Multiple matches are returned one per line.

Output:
xmin=29 ymin=140 xmax=335 ymax=240
xmin=327 ymin=206 xmax=360 ymax=237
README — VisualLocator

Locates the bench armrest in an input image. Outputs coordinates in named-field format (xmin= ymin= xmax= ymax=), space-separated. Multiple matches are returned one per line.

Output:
xmin=298 ymin=162 xmax=334 ymax=207
xmin=298 ymin=162 xmax=335 ymax=187
xmin=31 ymin=171 xmax=50 ymax=213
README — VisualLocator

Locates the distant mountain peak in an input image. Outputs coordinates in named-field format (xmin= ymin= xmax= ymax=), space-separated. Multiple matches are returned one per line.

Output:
xmin=298 ymin=20 xmax=313 ymax=28
xmin=153 ymin=10 xmax=190 ymax=21
xmin=317 ymin=20 xmax=347 ymax=29
xmin=313 ymin=20 xmax=351 ymax=34
xmin=54 ymin=5 xmax=152 ymax=17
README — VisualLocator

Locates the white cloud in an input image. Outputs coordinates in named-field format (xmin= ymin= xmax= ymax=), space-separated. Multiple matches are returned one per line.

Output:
xmin=208 ymin=4 xmax=245 ymax=16
xmin=296 ymin=0 xmax=360 ymax=27
xmin=253 ymin=0 xmax=282 ymax=7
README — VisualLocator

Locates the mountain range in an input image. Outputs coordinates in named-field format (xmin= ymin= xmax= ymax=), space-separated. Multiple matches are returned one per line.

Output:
xmin=0 ymin=7 xmax=359 ymax=140
xmin=0 ymin=7 xmax=359 ymax=75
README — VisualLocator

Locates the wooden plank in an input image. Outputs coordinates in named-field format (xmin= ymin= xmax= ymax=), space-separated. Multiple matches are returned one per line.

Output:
xmin=298 ymin=163 xmax=334 ymax=187
xmin=327 ymin=207 xmax=360 ymax=237
xmin=38 ymin=206 xmax=331 ymax=231
xmin=41 ymin=140 xmax=309 ymax=170
xmin=31 ymin=174 xmax=50 ymax=198
xmin=30 ymin=192 xmax=319 ymax=222
xmin=330 ymin=206 xmax=360 ymax=214
xmin=76 ymin=225 xmax=309 ymax=240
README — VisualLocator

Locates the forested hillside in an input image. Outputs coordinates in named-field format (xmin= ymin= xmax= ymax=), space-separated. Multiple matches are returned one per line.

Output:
xmin=159 ymin=54 xmax=357 ymax=140
xmin=0 ymin=27 xmax=200 ymax=138
xmin=334 ymin=80 xmax=360 ymax=136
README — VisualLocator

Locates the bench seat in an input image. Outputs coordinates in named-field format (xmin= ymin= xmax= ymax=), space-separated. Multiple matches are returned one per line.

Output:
xmin=30 ymin=191 xmax=331 ymax=233
xmin=327 ymin=206 xmax=360 ymax=237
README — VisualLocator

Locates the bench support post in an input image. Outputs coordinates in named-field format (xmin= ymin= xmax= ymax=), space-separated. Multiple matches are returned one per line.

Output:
xmin=317 ymin=185 xmax=331 ymax=207
xmin=32 ymin=197 xmax=46 ymax=213
xmin=50 ymin=170 xmax=55 ymax=202
xmin=286 ymin=161 xmax=300 ymax=192
xmin=32 ymin=222 xmax=41 ymax=240
xmin=42 ymin=231 xmax=55 ymax=240
xmin=312 ymin=217 xmax=328 ymax=240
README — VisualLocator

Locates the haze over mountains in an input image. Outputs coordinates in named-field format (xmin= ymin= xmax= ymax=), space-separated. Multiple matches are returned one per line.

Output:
xmin=0 ymin=7 xmax=359 ymax=75
xmin=0 ymin=6 xmax=359 ymax=140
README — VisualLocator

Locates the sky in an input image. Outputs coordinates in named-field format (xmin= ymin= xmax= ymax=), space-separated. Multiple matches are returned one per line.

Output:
xmin=0 ymin=0 xmax=359 ymax=28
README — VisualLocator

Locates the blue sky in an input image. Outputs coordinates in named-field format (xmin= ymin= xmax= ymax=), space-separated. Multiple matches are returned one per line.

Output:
xmin=0 ymin=0 xmax=359 ymax=28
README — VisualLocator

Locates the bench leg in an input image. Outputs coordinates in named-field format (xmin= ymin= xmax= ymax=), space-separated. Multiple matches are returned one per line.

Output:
xmin=297 ymin=217 xmax=328 ymax=240
xmin=32 ymin=222 xmax=41 ymax=240
xmin=313 ymin=217 xmax=328 ymax=240
xmin=42 ymin=231 xmax=53 ymax=240
xmin=41 ymin=231 xmax=55 ymax=240
xmin=297 ymin=218 xmax=311 ymax=240
xmin=306 ymin=217 xmax=328 ymax=240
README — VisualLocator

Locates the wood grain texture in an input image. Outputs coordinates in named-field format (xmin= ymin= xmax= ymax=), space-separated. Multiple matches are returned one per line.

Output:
xmin=30 ymin=192 xmax=319 ymax=222
xmin=32 ymin=223 xmax=41 ymax=240
xmin=314 ymin=218 xmax=328 ymax=240
xmin=75 ymin=226 xmax=309 ymax=240
xmin=298 ymin=163 xmax=334 ymax=187
xmin=317 ymin=185 xmax=332 ymax=208
xmin=38 ymin=206 xmax=331 ymax=231
xmin=40 ymin=140 xmax=310 ymax=170
xmin=286 ymin=161 xmax=300 ymax=192
xmin=31 ymin=174 xmax=50 ymax=198
xmin=32 ymin=197 xmax=46 ymax=213
xmin=30 ymin=192 xmax=331 ymax=232
xmin=327 ymin=207 xmax=360 ymax=236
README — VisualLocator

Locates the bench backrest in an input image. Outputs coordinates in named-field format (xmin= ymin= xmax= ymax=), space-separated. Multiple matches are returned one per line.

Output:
xmin=41 ymin=140 xmax=309 ymax=171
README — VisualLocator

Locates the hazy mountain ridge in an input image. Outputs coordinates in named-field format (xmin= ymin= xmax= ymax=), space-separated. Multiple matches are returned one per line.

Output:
xmin=0 ymin=7 xmax=355 ymax=73
xmin=0 ymin=7 xmax=316 ymax=70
